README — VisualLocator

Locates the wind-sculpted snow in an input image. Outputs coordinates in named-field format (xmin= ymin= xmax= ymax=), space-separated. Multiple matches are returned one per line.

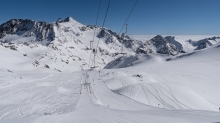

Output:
xmin=104 ymin=54 xmax=153 ymax=69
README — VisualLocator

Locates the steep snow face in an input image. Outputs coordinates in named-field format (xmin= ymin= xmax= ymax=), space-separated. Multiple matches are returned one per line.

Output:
xmin=0 ymin=19 xmax=55 ymax=44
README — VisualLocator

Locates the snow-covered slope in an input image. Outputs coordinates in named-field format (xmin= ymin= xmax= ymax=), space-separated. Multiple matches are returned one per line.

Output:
xmin=102 ymin=43 xmax=220 ymax=112
xmin=1 ymin=17 xmax=220 ymax=123
xmin=1 ymin=18 xmax=219 ymax=73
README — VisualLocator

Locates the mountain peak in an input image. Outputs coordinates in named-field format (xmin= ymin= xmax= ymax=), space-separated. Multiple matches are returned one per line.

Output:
xmin=63 ymin=17 xmax=77 ymax=22
xmin=62 ymin=17 xmax=82 ymax=26
xmin=56 ymin=18 xmax=63 ymax=23
xmin=151 ymin=35 xmax=164 ymax=42
xmin=55 ymin=17 xmax=80 ymax=24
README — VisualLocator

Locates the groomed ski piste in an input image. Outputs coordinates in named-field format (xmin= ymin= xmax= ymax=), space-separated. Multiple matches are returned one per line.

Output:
xmin=0 ymin=17 xmax=220 ymax=123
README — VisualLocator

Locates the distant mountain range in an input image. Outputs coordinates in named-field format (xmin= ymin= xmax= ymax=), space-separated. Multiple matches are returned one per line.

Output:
xmin=0 ymin=17 xmax=220 ymax=71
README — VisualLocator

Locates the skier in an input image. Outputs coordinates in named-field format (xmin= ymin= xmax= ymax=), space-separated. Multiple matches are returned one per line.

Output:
xmin=98 ymin=70 xmax=101 ymax=80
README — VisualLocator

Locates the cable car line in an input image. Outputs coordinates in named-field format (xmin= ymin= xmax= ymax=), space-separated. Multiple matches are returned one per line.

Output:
xmin=91 ymin=0 xmax=110 ymax=68
xmin=88 ymin=0 xmax=102 ymax=69
xmin=81 ymin=0 xmax=138 ymax=94
xmin=94 ymin=0 xmax=139 ymax=82
xmin=109 ymin=0 xmax=138 ymax=53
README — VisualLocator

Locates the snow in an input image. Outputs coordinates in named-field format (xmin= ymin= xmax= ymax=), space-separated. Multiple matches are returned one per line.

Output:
xmin=130 ymin=35 xmax=220 ymax=52
xmin=1 ymin=17 xmax=220 ymax=122
xmin=104 ymin=43 xmax=220 ymax=111
xmin=0 ymin=71 xmax=81 ymax=120
xmin=1 ymin=70 xmax=219 ymax=123
xmin=130 ymin=35 xmax=220 ymax=41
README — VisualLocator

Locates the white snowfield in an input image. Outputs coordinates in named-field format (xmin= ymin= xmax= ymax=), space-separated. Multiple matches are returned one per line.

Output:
xmin=1 ymin=41 xmax=220 ymax=123
xmin=0 ymin=17 xmax=220 ymax=122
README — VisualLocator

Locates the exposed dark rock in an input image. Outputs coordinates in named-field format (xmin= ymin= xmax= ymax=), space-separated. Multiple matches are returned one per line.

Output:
xmin=0 ymin=19 xmax=55 ymax=42
xmin=135 ymin=35 xmax=179 ymax=55
xmin=44 ymin=64 xmax=50 ymax=68
xmin=164 ymin=36 xmax=183 ymax=51
xmin=195 ymin=42 xmax=210 ymax=50
xmin=150 ymin=35 xmax=178 ymax=55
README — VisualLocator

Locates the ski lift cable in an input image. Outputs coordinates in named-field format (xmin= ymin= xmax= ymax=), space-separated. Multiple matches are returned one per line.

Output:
xmin=119 ymin=0 xmax=138 ymax=35
xmin=88 ymin=0 xmax=138 ymax=89
xmin=125 ymin=24 xmax=128 ymax=34
xmin=121 ymin=24 xmax=128 ymax=53
xmin=81 ymin=0 xmax=102 ymax=94
xmin=91 ymin=0 xmax=138 ymax=81
xmin=95 ymin=0 xmax=111 ymax=51
xmin=86 ymin=0 xmax=110 ymax=82
xmin=92 ymin=0 xmax=102 ymax=44
xmin=88 ymin=0 xmax=110 ymax=69
xmin=108 ymin=0 xmax=138 ymax=53
xmin=88 ymin=0 xmax=102 ymax=69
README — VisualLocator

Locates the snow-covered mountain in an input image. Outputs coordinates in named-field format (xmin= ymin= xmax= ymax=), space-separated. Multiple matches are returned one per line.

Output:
xmin=0 ymin=17 xmax=126 ymax=72
xmin=0 ymin=19 xmax=55 ymax=43
xmin=131 ymin=35 xmax=220 ymax=52
xmin=136 ymin=35 xmax=179 ymax=55
xmin=0 ymin=17 xmax=220 ymax=123
xmin=1 ymin=17 xmax=219 ymax=72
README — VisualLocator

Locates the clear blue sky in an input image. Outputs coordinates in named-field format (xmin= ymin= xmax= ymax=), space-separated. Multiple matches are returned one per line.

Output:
xmin=0 ymin=0 xmax=219 ymax=35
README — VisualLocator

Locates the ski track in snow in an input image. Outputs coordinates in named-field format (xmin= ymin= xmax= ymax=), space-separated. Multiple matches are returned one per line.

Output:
xmin=0 ymin=69 xmax=220 ymax=123
xmin=7 ymin=71 xmax=217 ymax=123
